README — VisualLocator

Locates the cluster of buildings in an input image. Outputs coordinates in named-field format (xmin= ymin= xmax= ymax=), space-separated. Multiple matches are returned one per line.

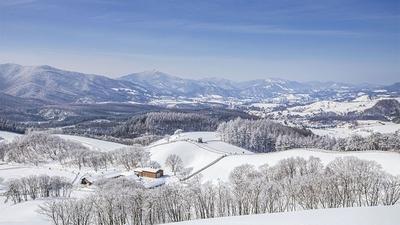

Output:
xmin=81 ymin=168 xmax=165 ymax=188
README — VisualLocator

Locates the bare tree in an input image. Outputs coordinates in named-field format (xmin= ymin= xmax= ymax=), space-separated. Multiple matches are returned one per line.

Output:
xmin=165 ymin=154 xmax=183 ymax=175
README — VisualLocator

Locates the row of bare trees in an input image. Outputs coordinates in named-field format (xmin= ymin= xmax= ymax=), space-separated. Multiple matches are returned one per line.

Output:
xmin=4 ymin=175 xmax=72 ymax=204
xmin=0 ymin=133 xmax=155 ymax=171
xmin=40 ymin=156 xmax=400 ymax=225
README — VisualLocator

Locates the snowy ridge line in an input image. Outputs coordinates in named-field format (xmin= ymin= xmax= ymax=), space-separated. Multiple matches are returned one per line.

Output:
xmin=145 ymin=139 xmax=181 ymax=149
xmin=181 ymin=155 xmax=227 ymax=181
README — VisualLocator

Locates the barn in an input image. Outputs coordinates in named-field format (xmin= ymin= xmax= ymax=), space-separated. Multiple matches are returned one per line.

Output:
xmin=134 ymin=168 xmax=164 ymax=178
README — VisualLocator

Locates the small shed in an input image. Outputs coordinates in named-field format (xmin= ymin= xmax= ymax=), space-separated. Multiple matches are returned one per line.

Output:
xmin=80 ymin=171 xmax=124 ymax=186
xmin=134 ymin=168 xmax=164 ymax=179
xmin=81 ymin=177 xmax=93 ymax=186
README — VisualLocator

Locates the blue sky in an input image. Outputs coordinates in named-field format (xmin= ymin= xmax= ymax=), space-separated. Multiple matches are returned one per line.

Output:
xmin=0 ymin=0 xmax=399 ymax=84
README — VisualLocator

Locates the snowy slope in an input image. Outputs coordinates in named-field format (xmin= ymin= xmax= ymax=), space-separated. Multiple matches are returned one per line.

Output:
xmin=0 ymin=131 xmax=22 ymax=143
xmin=164 ymin=205 xmax=400 ymax=225
xmin=0 ymin=132 xmax=126 ymax=152
xmin=198 ymin=149 xmax=400 ymax=182
xmin=55 ymin=134 xmax=127 ymax=152
xmin=0 ymin=198 xmax=49 ymax=225
xmin=148 ymin=132 xmax=252 ymax=172
xmin=0 ymin=164 xmax=77 ymax=183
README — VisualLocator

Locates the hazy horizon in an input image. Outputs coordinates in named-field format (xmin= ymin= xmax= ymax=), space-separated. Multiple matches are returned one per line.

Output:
xmin=0 ymin=0 xmax=399 ymax=84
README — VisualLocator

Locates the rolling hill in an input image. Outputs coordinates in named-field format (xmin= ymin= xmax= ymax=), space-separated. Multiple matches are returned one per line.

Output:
xmin=163 ymin=205 xmax=400 ymax=225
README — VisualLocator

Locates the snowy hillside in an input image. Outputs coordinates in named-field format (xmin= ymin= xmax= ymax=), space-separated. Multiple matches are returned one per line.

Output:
xmin=0 ymin=131 xmax=22 ymax=143
xmin=163 ymin=205 xmax=400 ymax=225
xmin=0 ymin=199 xmax=49 ymax=225
xmin=198 ymin=149 xmax=400 ymax=182
xmin=283 ymin=95 xmax=389 ymax=116
xmin=147 ymin=132 xmax=252 ymax=172
xmin=55 ymin=134 xmax=126 ymax=152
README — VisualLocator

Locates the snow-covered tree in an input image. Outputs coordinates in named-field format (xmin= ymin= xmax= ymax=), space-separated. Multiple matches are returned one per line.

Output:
xmin=165 ymin=154 xmax=184 ymax=175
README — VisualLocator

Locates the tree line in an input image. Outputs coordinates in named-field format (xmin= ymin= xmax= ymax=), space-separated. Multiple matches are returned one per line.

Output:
xmin=113 ymin=112 xmax=220 ymax=138
xmin=4 ymin=175 xmax=72 ymax=204
xmin=39 ymin=156 xmax=400 ymax=225
xmin=0 ymin=117 xmax=25 ymax=134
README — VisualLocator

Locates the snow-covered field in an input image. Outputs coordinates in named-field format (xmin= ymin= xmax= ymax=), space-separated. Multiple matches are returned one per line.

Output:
xmin=164 ymin=205 xmax=400 ymax=225
xmin=283 ymin=95 xmax=385 ymax=116
xmin=0 ymin=163 xmax=77 ymax=183
xmin=311 ymin=120 xmax=400 ymax=138
xmin=0 ymin=131 xmax=22 ymax=143
xmin=267 ymin=96 xmax=400 ymax=121
xmin=0 ymin=198 xmax=49 ymax=225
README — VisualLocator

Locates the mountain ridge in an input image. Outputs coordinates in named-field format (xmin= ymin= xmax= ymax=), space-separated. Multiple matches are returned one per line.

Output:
xmin=1 ymin=63 xmax=398 ymax=104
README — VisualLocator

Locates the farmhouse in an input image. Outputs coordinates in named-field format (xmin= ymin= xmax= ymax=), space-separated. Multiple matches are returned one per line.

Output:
xmin=134 ymin=168 xmax=164 ymax=178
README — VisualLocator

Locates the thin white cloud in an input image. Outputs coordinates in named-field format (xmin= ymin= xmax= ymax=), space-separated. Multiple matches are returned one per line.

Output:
xmin=184 ymin=22 xmax=362 ymax=37
xmin=0 ymin=0 xmax=36 ymax=6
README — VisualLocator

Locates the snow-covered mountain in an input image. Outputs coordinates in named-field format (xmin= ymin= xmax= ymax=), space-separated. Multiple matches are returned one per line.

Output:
xmin=120 ymin=71 xmax=399 ymax=101
xmin=0 ymin=63 xmax=152 ymax=104
xmin=120 ymin=70 xmax=237 ymax=97
xmin=1 ymin=63 xmax=399 ymax=104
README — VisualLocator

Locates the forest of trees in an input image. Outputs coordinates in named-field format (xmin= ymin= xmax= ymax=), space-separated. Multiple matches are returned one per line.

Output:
xmin=0 ymin=117 xmax=25 ymax=134
xmin=0 ymin=133 xmax=154 ymax=171
xmin=113 ymin=112 xmax=220 ymax=138
xmin=217 ymin=118 xmax=400 ymax=152
xmin=39 ymin=156 xmax=400 ymax=225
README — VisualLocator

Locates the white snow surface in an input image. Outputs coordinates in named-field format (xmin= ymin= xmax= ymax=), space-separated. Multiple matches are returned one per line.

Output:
xmin=0 ymin=198 xmax=49 ymax=225
xmin=0 ymin=131 xmax=22 ymax=143
xmin=164 ymin=205 xmax=400 ymax=225
xmin=0 ymin=163 xmax=77 ymax=183
xmin=55 ymin=134 xmax=127 ymax=152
